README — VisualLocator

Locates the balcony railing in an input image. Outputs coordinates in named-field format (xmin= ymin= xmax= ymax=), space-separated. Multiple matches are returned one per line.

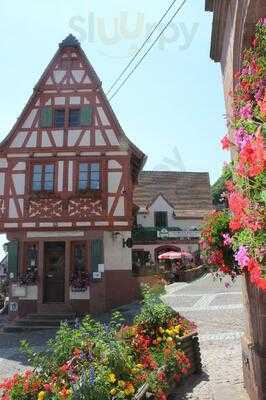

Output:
xmin=132 ymin=227 xmax=201 ymax=243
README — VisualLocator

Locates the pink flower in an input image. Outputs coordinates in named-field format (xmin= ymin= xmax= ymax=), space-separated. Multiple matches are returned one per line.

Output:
xmin=222 ymin=233 xmax=232 ymax=246
xmin=234 ymin=127 xmax=253 ymax=149
xmin=259 ymin=18 xmax=266 ymax=26
xmin=234 ymin=246 xmax=250 ymax=268
xmin=221 ymin=135 xmax=231 ymax=150
xmin=239 ymin=103 xmax=253 ymax=119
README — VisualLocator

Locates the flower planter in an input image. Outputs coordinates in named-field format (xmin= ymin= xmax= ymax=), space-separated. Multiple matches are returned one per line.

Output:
xmin=0 ymin=285 xmax=201 ymax=400
xmin=178 ymin=265 xmax=206 ymax=282
xmin=133 ymin=332 xmax=202 ymax=399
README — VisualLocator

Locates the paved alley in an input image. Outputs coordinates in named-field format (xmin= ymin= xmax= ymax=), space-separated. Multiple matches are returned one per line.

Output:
xmin=163 ymin=274 xmax=249 ymax=400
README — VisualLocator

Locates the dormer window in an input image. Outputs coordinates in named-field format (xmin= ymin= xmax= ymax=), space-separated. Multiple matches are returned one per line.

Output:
xmin=54 ymin=109 xmax=65 ymax=128
xmin=154 ymin=211 xmax=168 ymax=228
xmin=40 ymin=105 xmax=92 ymax=129
xmin=69 ymin=109 xmax=80 ymax=127
xmin=32 ymin=164 xmax=54 ymax=193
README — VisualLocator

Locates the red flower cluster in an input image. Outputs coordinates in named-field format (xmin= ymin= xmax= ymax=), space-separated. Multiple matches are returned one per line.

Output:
xmin=237 ymin=133 xmax=266 ymax=177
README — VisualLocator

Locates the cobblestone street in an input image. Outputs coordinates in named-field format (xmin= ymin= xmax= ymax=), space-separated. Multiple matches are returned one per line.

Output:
xmin=164 ymin=274 xmax=249 ymax=400
xmin=0 ymin=274 xmax=249 ymax=399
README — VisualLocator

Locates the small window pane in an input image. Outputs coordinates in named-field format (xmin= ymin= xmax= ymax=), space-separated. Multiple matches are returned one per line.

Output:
xmin=91 ymin=171 xmax=99 ymax=181
xmin=44 ymin=181 xmax=53 ymax=191
xmin=33 ymin=173 xmax=42 ymax=181
xmin=79 ymin=163 xmax=88 ymax=172
xmin=79 ymin=181 xmax=87 ymax=190
xmin=79 ymin=172 xmax=88 ymax=182
xmin=69 ymin=109 xmax=80 ymax=127
xmin=33 ymin=181 xmax=41 ymax=191
xmin=54 ymin=109 xmax=65 ymax=128
xmin=45 ymin=164 xmax=54 ymax=174
xmin=91 ymin=163 xmax=99 ymax=172
xmin=91 ymin=180 xmax=100 ymax=190
xmin=33 ymin=164 xmax=42 ymax=174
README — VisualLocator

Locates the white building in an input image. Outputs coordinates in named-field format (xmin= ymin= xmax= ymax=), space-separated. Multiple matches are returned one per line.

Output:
xmin=132 ymin=171 xmax=213 ymax=265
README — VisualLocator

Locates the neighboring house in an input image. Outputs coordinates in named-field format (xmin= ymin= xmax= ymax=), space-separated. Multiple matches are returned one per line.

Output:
xmin=206 ymin=2 xmax=266 ymax=399
xmin=0 ymin=34 xmax=145 ymax=319
xmin=132 ymin=171 xmax=213 ymax=265
xmin=0 ymin=255 xmax=7 ymax=282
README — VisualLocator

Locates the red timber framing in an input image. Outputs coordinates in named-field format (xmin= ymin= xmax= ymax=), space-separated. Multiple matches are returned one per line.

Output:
xmin=0 ymin=34 xmax=146 ymax=234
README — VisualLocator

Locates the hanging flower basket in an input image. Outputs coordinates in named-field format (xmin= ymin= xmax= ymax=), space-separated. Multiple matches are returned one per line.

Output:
xmin=201 ymin=19 xmax=266 ymax=290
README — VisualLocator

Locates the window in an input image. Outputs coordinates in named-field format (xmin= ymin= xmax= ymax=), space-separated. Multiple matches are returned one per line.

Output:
xmin=72 ymin=243 xmax=86 ymax=272
xmin=54 ymin=109 xmax=65 ymax=128
xmin=32 ymin=164 xmax=54 ymax=192
xmin=78 ymin=163 xmax=100 ymax=191
xmin=154 ymin=211 xmax=168 ymax=228
xmin=69 ymin=109 xmax=80 ymax=127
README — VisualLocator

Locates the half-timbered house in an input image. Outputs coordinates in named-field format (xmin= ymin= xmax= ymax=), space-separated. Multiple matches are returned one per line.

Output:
xmin=0 ymin=34 xmax=145 ymax=319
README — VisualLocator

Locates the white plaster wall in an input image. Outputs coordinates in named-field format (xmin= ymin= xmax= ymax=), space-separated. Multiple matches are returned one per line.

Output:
xmin=10 ymin=132 xmax=27 ymax=148
xmin=22 ymin=109 xmax=38 ymax=129
xmin=108 ymin=172 xmax=122 ymax=193
xmin=113 ymin=197 xmax=125 ymax=217
xmin=12 ymin=174 xmax=25 ymax=195
xmin=137 ymin=195 xmax=175 ymax=227
xmin=98 ymin=108 xmax=110 ymax=126
xmin=104 ymin=231 xmax=132 ymax=270
xmin=136 ymin=196 xmax=202 ymax=230
xmin=58 ymin=161 xmax=64 ymax=191
xmin=0 ymin=173 xmax=5 ymax=195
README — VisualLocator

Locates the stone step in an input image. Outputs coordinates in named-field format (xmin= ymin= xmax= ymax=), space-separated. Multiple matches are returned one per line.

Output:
xmin=2 ymin=325 xmax=59 ymax=333
xmin=2 ymin=313 xmax=77 ymax=333
xmin=26 ymin=313 xmax=75 ymax=320
xmin=15 ymin=319 xmax=71 ymax=327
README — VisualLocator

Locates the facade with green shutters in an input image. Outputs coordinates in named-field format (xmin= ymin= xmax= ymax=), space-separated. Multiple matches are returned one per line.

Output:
xmin=0 ymin=34 xmax=145 ymax=318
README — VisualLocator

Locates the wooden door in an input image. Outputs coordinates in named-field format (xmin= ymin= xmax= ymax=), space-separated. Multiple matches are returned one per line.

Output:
xmin=43 ymin=242 xmax=65 ymax=303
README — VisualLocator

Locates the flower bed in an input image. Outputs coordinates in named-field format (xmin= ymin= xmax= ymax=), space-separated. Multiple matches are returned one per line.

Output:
xmin=0 ymin=285 xmax=200 ymax=400
xmin=201 ymin=20 xmax=266 ymax=290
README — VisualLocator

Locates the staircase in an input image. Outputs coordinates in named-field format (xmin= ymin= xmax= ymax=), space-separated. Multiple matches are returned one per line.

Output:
xmin=2 ymin=313 xmax=76 ymax=333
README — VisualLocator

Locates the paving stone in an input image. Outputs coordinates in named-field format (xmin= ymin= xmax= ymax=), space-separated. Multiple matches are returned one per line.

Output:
xmin=168 ymin=275 xmax=249 ymax=400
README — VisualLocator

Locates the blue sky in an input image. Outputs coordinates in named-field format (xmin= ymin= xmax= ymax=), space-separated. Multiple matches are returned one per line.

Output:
xmin=0 ymin=0 xmax=228 ymax=258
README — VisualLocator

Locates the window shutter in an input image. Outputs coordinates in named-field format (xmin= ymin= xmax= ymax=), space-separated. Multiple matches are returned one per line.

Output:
xmin=81 ymin=105 xmax=93 ymax=126
xmin=40 ymin=107 xmax=53 ymax=128
xmin=91 ymin=239 xmax=103 ymax=273
xmin=7 ymin=241 xmax=19 ymax=279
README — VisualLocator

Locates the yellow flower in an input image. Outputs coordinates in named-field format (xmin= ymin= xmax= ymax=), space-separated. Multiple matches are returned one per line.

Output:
xmin=37 ymin=391 xmax=46 ymax=400
xmin=136 ymin=364 xmax=143 ymax=369
xmin=108 ymin=373 xmax=117 ymax=383
xmin=110 ymin=388 xmax=117 ymax=396
xmin=118 ymin=380 xmax=126 ymax=388
xmin=166 ymin=337 xmax=173 ymax=343
xmin=174 ymin=325 xmax=181 ymax=334
xmin=124 ymin=383 xmax=135 ymax=396
xmin=158 ymin=327 xmax=164 ymax=334
xmin=131 ymin=368 xmax=139 ymax=375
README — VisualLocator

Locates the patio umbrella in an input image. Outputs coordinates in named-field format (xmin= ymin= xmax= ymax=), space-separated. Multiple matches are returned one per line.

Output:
xmin=158 ymin=251 xmax=193 ymax=260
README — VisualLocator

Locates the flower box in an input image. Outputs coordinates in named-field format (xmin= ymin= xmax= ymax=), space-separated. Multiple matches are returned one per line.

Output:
xmin=133 ymin=332 xmax=201 ymax=399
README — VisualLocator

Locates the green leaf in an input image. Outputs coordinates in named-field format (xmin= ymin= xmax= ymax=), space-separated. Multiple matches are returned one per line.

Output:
xmin=261 ymin=190 xmax=266 ymax=204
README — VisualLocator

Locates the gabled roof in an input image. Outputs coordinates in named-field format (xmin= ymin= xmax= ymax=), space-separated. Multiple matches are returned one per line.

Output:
xmin=133 ymin=171 xmax=213 ymax=218
xmin=0 ymin=34 xmax=146 ymax=179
